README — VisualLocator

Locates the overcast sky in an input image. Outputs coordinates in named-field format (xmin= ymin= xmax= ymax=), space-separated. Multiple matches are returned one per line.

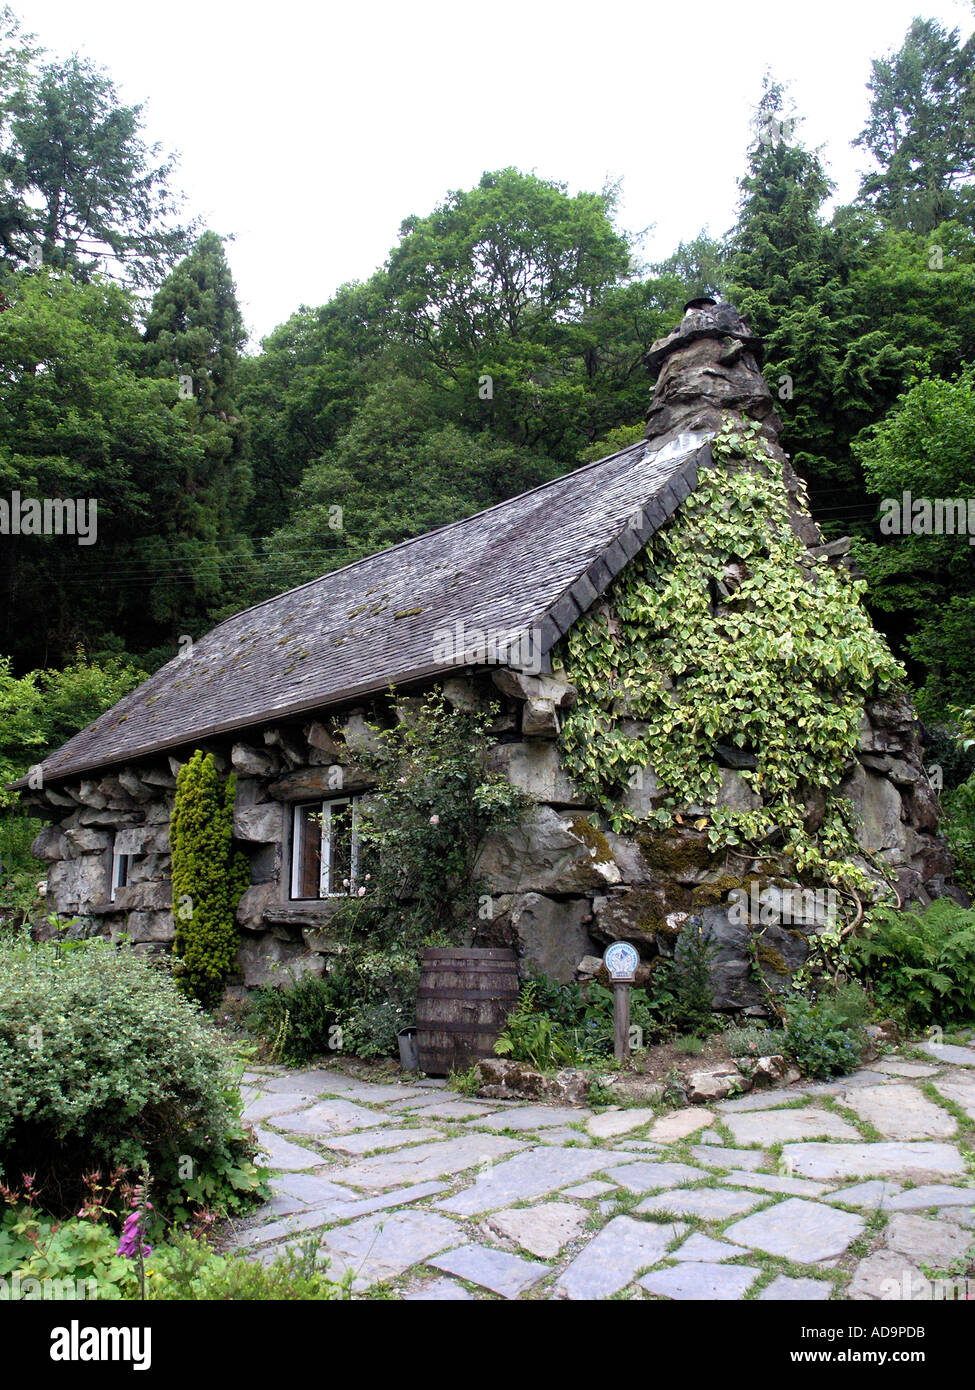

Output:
xmin=19 ymin=0 xmax=975 ymax=347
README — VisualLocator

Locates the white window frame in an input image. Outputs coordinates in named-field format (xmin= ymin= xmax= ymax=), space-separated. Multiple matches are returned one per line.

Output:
xmin=290 ymin=796 xmax=360 ymax=901
xmin=110 ymin=848 xmax=131 ymax=903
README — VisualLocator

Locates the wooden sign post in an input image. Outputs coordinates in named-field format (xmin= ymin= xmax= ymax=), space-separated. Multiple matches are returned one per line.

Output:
xmin=602 ymin=942 xmax=639 ymax=1063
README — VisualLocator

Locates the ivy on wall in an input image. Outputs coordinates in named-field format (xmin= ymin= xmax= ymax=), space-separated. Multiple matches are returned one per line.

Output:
xmin=557 ymin=417 xmax=905 ymax=891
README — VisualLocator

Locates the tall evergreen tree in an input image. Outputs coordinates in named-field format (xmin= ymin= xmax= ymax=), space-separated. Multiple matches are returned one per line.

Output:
xmin=855 ymin=17 xmax=975 ymax=233
xmin=2 ymin=49 xmax=192 ymax=286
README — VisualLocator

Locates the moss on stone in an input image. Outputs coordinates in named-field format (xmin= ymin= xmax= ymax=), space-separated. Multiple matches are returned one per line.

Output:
xmin=567 ymin=814 xmax=615 ymax=866
xmin=690 ymin=872 xmax=745 ymax=907
xmin=637 ymin=829 xmax=713 ymax=876
xmin=755 ymin=941 xmax=788 ymax=975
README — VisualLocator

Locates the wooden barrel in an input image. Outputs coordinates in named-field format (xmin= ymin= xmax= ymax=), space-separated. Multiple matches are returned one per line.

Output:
xmin=416 ymin=947 xmax=519 ymax=1076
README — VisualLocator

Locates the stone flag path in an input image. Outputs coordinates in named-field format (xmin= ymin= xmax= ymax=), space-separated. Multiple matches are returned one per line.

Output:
xmin=230 ymin=1040 xmax=975 ymax=1300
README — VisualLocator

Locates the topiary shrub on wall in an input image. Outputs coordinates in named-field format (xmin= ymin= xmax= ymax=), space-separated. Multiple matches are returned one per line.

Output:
xmin=171 ymin=750 xmax=248 ymax=1008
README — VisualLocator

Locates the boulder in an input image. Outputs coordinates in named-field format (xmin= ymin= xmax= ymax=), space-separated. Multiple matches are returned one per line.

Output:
xmin=232 ymin=801 xmax=283 ymax=843
xmin=840 ymin=764 xmax=907 ymax=853
xmin=486 ymin=742 xmax=587 ymax=806
xmin=31 ymin=825 xmax=70 ymax=861
xmin=505 ymin=893 xmax=594 ymax=982
xmin=476 ymin=807 xmax=617 ymax=893
xmin=46 ymin=855 xmax=109 ymax=912
xmin=474 ymin=1057 xmax=596 ymax=1105
xmin=338 ymin=710 xmax=381 ymax=757
xmin=236 ymin=881 xmax=279 ymax=931
xmin=232 ymin=743 xmax=275 ymax=776
xmin=117 ymin=768 xmax=155 ymax=803
xmin=715 ymin=768 xmax=761 ymax=814
xmin=235 ymin=936 xmax=325 ymax=988
xmin=685 ymin=1065 xmax=745 ymax=1102
xmin=118 ymin=910 xmax=174 ymax=943
xmin=522 ymin=696 xmax=559 ymax=737
xmin=490 ymin=669 xmax=577 ymax=708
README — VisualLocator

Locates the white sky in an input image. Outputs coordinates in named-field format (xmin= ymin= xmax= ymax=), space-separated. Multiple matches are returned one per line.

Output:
xmin=18 ymin=0 xmax=975 ymax=347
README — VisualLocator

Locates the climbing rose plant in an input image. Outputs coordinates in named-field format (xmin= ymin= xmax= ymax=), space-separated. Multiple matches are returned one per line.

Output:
xmin=171 ymin=750 xmax=249 ymax=1008
xmin=557 ymin=417 xmax=905 ymax=892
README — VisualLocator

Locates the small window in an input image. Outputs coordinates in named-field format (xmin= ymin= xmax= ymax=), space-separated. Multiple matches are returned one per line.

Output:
xmin=110 ymin=849 xmax=131 ymax=902
xmin=290 ymin=797 xmax=360 ymax=900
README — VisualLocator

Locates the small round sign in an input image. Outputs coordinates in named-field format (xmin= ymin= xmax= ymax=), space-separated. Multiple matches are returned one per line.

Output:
xmin=603 ymin=941 xmax=639 ymax=980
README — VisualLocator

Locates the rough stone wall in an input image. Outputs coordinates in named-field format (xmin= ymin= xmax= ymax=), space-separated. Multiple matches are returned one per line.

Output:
xmin=25 ymin=654 xmax=958 ymax=1012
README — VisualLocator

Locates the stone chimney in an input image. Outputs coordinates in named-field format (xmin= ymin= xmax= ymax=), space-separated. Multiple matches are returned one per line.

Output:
xmin=645 ymin=297 xmax=822 ymax=549
xmin=644 ymin=297 xmax=781 ymax=444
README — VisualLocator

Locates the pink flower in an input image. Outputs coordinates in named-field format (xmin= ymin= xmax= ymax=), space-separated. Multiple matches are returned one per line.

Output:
xmin=429 ymin=815 xmax=440 ymax=825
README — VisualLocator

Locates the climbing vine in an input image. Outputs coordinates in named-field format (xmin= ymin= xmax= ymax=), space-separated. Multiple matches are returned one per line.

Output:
xmin=557 ymin=416 xmax=905 ymax=893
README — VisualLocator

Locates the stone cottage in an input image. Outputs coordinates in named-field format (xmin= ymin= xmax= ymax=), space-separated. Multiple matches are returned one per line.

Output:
xmin=19 ymin=300 xmax=956 ymax=1012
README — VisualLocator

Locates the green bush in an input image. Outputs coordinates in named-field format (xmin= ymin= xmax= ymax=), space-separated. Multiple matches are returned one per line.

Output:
xmin=171 ymin=750 xmax=249 ymax=1009
xmin=494 ymin=982 xmax=578 ymax=1069
xmin=943 ymin=776 xmax=975 ymax=899
xmin=0 ymin=936 xmax=266 ymax=1220
xmin=148 ymin=1232 xmax=354 ymax=1300
xmin=247 ymin=970 xmax=346 ymax=1065
xmin=848 ymin=898 xmax=975 ymax=1026
xmin=780 ymin=988 xmax=866 ymax=1078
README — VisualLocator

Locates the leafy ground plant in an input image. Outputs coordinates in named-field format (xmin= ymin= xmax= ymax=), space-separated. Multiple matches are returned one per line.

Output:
xmin=848 ymin=898 xmax=975 ymax=1027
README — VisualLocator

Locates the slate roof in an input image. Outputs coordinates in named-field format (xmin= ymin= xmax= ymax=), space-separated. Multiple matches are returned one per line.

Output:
xmin=29 ymin=430 xmax=714 ymax=784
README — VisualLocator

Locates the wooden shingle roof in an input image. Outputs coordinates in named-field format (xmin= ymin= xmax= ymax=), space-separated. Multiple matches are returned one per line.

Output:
xmin=32 ymin=431 xmax=713 ymax=783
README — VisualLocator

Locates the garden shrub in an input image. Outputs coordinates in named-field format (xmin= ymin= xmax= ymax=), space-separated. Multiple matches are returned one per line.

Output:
xmin=780 ymin=987 xmax=867 ymax=1078
xmin=848 ymin=898 xmax=975 ymax=1026
xmin=0 ymin=936 xmax=266 ymax=1220
xmin=724 ymin=1024 xmax=787 ymax=1059
xmin=247 ymin=970 xmax=346 ymax=1065
xmin=171 ymin=750 xmax=249 ymax=1008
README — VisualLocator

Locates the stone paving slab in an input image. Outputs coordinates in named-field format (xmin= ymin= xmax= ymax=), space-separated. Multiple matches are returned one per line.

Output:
xmin=483 ymin=1201 xmax=589 ymax=1259
xmin=840 ymin=1084 xmax=957 ymax=1140
xmin=672 ymin=1232 xmax=748 ymax=1262
xmin=319 ymin=1126 xmax=442 ymax=1155
xmin=780 ymin=1141 xmax=966 ymax=1182
xmin=331 ymin=1133 xmax=525 ymax=1193
xmin=404 ymin=1277 xmax=474 ymax=1301
xmin=243 ymin=1091 xmax=317 ymax=1123
xmin=687 ymin=1145 xmax=766 ymax=1171
xmin=562 ymin=1180 xmax=616 ymax=1199
xmin=389 ymin=1098 xmax=501 ymax=1121
xmin=636 ymin=1187 xmax=767 ymax=1222
xmin=723 ymin=1197 xmax=865 ymax=1263
xmin=716 ymin=1089 xmax=809 ymax=1113
xmin=272 ymin=1098 xmax=388 ymax=1137
xmin=253 ymin=1127 xmax=324 ymax=1171
xmin=882 ymin=1184 xmax=975 ymax=1211
xmin=237 ymin=1180 xmax=450 ymax=1249
xmin=639 ymin=1261 xmax=760 ymax=1300
xmin=921 ymin=1040 xmax=975 ymax=1067
xmin=719 ymin=1171 xmax=833 ymax=1198
xmin=723 ymin=1107 xmax=860 ymax=1145
xmin=757 ymin=1275 xmax=833 ymax=1301
xmin=431 ymin=1243 xmax=549 ymax=1298
xmin=872 ymin=1058 xmax=938 ymax=1078
xmin=885 ymin=1213 xmax=971 ymax=1266
xmin=233 ymin=1059 xmax=973 ymax=1301
xmin=848 ymin=1249 xmax=923 ymax=1300
xmin=554 ymin=1216 xmax=685 ymax=1300
xmin=586 ymin=1107 xmax=659 ymax=1139
xmin=930 ymin=1071 xmax=975 ymax=1120
xmin=646 ymin=1107 xmax=715 ymax=1141
xmin=599 ymin=1160 xmax=705 ymax=1194
xmin=436 ymin=1146 xmax=627 ymax=1216
xmin=471 ymin=1105 xmax=590 ymax=1132
xmin=824 ymin=1180 xmax=903 ymax=1209
xmin=319 ymin=1209 xmax=462 ymax=1282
